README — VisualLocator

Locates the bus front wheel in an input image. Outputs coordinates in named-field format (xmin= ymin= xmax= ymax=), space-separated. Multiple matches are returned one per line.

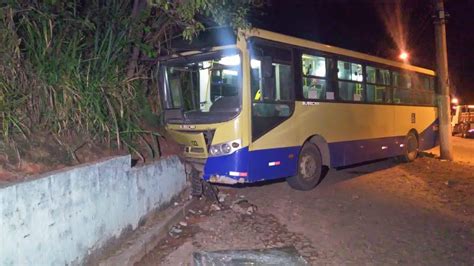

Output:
xmin=287 ymin=143 xmax=322 ymax=191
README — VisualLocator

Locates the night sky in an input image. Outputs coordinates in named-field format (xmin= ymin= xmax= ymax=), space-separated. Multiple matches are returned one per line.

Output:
xmin=251 ymin=0 xmax=474 ymax=103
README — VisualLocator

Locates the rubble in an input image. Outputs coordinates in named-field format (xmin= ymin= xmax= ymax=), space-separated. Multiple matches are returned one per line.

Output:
xmin=218 ymin=192 xmax=229 ymax=203
xmin=210 ymin=203 xmax=221 ymax=211
xmin=231 ymin=198 xmax=257 ymax=215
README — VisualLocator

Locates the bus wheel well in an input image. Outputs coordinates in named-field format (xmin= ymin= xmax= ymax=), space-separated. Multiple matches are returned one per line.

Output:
xmin=408 ymin=129 xmax=419 ymax=142
xmin=306 ymin=135 xmax=331 ymax=167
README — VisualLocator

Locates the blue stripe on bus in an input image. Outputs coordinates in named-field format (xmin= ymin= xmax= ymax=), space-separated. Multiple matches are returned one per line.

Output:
xmin=329 ymin=120 xmax=439 ymax=167
xmin=418 ymin=119 xmax=439 ymax=151
xmin=247 ymin=146 xmax=300 ymax=182
xmin=203 ymin=148 xmax=250 ymax=181
xmin=203 ymin=146 xmax=300 ymax=183
xmin=328 ymin=136 xmax=406 ymax=167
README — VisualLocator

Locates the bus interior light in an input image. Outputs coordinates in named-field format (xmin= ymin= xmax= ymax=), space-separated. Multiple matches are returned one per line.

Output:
xmin=251 ymin=59 xmax=261 ymax=69
xmin=219 ymin=54 xmax=240 ymax=66
xmin=222 ymin=69 xmax=238 ymax=76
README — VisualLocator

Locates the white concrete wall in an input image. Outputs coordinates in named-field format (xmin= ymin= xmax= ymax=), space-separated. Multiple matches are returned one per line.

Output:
xmin=0 ymin=155 xmax=186 ymax=265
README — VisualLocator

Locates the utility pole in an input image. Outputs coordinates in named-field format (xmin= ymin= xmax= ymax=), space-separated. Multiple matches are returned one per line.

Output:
xmin=433 ymin=0 xmax=453 ymax=160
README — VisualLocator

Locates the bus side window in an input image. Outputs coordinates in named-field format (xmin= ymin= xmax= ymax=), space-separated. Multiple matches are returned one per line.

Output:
xmin=337 ymin=60 xmax=363 ymax=101
xmin=366 ymin=65 xmax=391 ymax=103
xmin=392 ymin=71 xmax=412 ymax=104
xmin=301 ymin=54 xmax=332 ymax=100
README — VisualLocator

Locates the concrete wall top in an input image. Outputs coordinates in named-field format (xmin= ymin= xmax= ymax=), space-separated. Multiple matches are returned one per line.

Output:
xmin=0 ymin=155 xmax=186 ymax=265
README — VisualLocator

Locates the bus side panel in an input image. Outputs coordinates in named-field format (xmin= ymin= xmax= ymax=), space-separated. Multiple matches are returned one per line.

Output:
xmin=247 ymin=146 xmax=300 ymax=182
xmin=418 ymin=119 xmax=439 ymax=151
xmin=329 ymin=136 xmax=405 ymax=167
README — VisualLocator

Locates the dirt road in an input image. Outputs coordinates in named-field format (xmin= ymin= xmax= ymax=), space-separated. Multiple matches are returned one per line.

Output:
xmin=139 ymin=151 xmax=474 ymax=265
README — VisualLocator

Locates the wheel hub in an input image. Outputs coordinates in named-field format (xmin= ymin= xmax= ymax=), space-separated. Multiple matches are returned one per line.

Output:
xmin=300 ymin=154 xmax=317 ymax=180
xmin=407 ymin=136 xmax=417 ymax=159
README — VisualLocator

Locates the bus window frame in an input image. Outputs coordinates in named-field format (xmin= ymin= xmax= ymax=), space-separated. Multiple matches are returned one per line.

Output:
xmin=248 ymin=37 xmax=296 ymax=104
xmin=334 ymin=56 xmax=366 ymax=102
xmin=365 ymin=65 xmax=392 ymax=103
xmin=299 ymin=52 xmax=335 ymax=101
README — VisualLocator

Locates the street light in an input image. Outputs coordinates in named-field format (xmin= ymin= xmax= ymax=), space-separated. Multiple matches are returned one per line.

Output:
xmin=451 ymin=97 xmax=459 ymax=105
xmin=399 ymin=51 xmax=409 ymax=61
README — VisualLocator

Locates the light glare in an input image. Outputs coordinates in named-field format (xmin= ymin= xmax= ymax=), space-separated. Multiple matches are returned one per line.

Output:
xmin=399 ymin=51 xmax=409 ymax=61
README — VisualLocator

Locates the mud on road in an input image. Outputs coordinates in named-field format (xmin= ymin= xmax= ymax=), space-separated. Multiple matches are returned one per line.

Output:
xmin=138 ymin=156 xmax=474 ymax=265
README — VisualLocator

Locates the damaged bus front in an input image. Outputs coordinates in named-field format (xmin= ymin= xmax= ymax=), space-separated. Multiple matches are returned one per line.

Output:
xmin=159 ymin=32 xmax=252 ymax=195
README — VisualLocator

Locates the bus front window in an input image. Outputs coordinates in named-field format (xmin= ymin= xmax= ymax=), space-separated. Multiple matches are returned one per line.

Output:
xmin=161 ymin=50 xmax=242 ymax=124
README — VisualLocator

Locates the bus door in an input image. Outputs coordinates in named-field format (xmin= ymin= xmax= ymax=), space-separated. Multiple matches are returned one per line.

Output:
xmin=247 ymin=40 xmax=297 ymax=182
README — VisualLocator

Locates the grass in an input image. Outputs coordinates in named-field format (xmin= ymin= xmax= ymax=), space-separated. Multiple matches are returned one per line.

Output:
xmin=0 ymin=1 xmax=160 ymax=160
xmin=0 ymin=0 xmax=252 ymax=164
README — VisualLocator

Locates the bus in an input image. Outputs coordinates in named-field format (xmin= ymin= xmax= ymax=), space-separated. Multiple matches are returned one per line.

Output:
xmin=451 ymin=105 xmax=474 ymax=137
xmin=158 ymin=28 xmax=438 ymax=193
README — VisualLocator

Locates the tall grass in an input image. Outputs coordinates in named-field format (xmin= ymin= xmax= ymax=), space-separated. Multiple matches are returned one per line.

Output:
xmin=0 ymin=1 xmax=160 ymax=159
xmin=0 ymin=0 xmax=253 ymax=162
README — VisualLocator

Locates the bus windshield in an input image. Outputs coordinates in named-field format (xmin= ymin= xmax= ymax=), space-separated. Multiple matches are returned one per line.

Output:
xmin=161 ymin=50 xmax=241 ymax=124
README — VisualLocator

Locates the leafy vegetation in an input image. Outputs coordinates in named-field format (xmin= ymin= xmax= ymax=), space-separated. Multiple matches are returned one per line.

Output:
xmin=0 ymin=0 xmax=253 ymax=164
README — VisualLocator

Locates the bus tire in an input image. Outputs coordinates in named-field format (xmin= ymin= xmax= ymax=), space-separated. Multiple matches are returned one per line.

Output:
xmin=401 ymin=132 xmax=418 ymax=162
xmin=287 ymin=143 xmax=322 ymax=191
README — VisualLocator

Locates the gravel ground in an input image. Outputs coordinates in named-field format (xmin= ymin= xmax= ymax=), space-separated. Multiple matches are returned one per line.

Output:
xmin=137 ymin=140 xmax=474 ymax=266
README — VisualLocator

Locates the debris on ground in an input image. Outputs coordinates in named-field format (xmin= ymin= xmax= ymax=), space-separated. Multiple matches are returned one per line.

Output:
xmin=231 ymin=198 xmax=257 ymax=215
xmin=168 ymin=227 xmax=183 ymax=238
xmin=193 ymin=246 xmax=308 ymax=265
xmin=210 ymin=203 xmax=221 ymax=211
xmin=218 ymin=192 xmax=229 ymax=203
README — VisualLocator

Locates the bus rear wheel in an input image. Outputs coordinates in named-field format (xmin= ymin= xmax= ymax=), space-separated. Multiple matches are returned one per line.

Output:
xmin=287 ymin=143 xmax=322 ymax=191
xmin=401 ymin=132 xmax=418 ymax=162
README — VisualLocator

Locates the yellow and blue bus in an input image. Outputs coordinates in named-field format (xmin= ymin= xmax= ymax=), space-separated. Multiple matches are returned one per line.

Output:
xmin=159 ymin=28 xmax=438 ymax=192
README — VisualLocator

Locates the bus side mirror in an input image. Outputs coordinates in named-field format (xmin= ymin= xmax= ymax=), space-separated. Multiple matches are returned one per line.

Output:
xmin=262 ymin=56 xmax=273 ymax=78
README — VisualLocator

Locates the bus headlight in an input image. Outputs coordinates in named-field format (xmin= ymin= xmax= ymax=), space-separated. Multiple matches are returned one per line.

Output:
xmin=221 ymin=143 xmax=232 ymax=154
xmin=209 ymin=139 xmax=241 ymax=157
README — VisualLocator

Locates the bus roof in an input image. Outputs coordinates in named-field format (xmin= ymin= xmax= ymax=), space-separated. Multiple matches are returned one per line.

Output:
xmin=245 ymin=28 xmax=435 ymax=76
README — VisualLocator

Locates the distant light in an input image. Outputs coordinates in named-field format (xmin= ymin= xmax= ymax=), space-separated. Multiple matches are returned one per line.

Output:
xmin=451 ymin=97 xmax=459 ymax=105
xmin=219 ymin=54 xmax=240 ymax=66
xmin=399 ymin=51 xmax=409 ymax=61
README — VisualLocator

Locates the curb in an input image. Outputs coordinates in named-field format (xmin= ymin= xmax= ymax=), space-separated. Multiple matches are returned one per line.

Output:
xmin=99 ymin=198 xmax=196 ymax=266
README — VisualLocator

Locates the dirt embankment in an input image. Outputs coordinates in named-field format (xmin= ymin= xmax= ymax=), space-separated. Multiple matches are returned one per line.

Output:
xmin=0 ymin=132 xmax=181 ymax=185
